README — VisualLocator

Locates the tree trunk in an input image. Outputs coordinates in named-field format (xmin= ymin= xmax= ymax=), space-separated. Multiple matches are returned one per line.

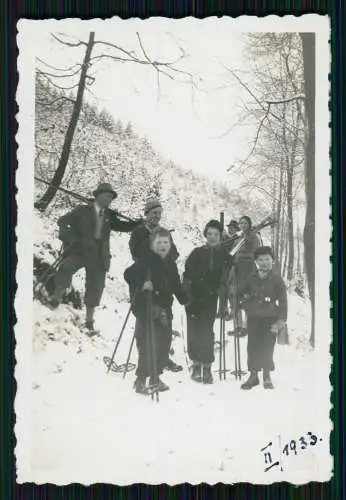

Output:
xmin=35 ymin=32 xmax=95 ymax=211
xmin=296 ymin=216 xmax=301 ymax=273
xmin=271 ymin=163 xmax=277 ymax=249
xmin=301 ymin=33 xmax=316 ymax=347
xmin=275 ymin=163 xmax=284 ymax=267
xmin=279 ymin=208 xmax=286 ymax=275
xmin=282 ymin=223 xmax=289 ymax=279
xmin=286 ymin=165 xmax=295 ymax=280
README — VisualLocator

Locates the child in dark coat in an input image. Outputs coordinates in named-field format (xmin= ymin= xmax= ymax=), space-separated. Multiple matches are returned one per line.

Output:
xmin=124 ymin=227 xmax=186 ymax=395
xmin=239 ymin=246 xmax=288 ymax=390
xmin=183 ymin=220 xmax=233 ymax=384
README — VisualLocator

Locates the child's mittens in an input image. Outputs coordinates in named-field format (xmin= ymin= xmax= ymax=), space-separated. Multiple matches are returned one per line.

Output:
xmin=270 ymin=320 xmax=285 ymax=335
xmin=270 ymin=323 xmax=279 ymax=334
xmin=142 ymin=280 xmax=154 ymax=292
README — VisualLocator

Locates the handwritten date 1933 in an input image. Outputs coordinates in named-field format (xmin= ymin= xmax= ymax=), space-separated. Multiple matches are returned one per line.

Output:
xmin=282 ymin=432 xmax=320 ymax=456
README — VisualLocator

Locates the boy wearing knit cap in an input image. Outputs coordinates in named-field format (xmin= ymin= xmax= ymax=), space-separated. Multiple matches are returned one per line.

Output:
xmin=128 ymin=196 xmax=181 ymax=372
xmin=124 ymin=227 xmax=187 ymax=394
xmin=239 ymin=246 xmax=288 ymax=390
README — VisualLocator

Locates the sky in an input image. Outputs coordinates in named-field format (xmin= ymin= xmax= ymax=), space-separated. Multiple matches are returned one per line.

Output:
xmin=28 ymin=18 xmax=258 ymax=183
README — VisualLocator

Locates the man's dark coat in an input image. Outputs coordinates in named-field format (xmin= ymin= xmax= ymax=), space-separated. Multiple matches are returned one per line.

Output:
xmin=58 ymin=204 xmax=139 ymax=271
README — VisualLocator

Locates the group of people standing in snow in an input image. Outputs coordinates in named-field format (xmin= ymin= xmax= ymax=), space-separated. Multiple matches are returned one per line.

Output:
xmin=44 ymin=182 xmax=288 ymax=395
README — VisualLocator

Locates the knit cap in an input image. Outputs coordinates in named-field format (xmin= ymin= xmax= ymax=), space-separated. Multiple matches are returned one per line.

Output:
xmin=144 ymin=197 xmax=163 ymax=215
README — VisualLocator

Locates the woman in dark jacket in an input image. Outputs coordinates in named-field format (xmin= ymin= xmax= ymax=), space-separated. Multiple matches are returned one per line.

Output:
xmin=233 ymin=216 xmax=261 ymax=288
xmin=183 ymin=220 xmax=233 ymax=384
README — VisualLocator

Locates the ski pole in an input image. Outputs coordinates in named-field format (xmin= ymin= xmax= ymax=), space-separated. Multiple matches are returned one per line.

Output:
xmin=146 ymin=288 xmax=159 ymax=402
xmin=231 ymin=293 xmax=240 ymax=380
xmin=34 ymin=242 xmax=77 ymax=297
xmin=106 ymin=300 xmax=133 ymax=374
xmin=104 ymin=288 xmax=138 ymax=374
xmin=34 ymin=253 xmax=64 ymax=296
xmin=222 ymin=310 xmax=226 ymax=380
xmin=180 ymin=311 xmax=190 ymax=370
xmin=122 ymin=330 xmax=137 ymax=379
xmin=231 ymin=292 xmax=246 ymax=380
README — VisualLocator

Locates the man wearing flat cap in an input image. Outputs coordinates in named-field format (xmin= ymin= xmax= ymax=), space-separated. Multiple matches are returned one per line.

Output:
xmin=49 ymin=182 xmax=139 ymax=335
xmin=129 ymin=197 xmax=179 ymax=262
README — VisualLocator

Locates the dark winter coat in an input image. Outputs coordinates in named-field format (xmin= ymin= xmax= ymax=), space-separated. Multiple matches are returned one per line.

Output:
xmin=240 ymin=270 xmax=288 ymax=321
xmin=183 ymin=244 xmax=233 ymax=315
xmin=124 ymin=250 xmax=186 ymax=317
xmin=58 ymin=203 xmax=139 ymax=272
xmin=129 ymin=221 xmax=179 ymax=262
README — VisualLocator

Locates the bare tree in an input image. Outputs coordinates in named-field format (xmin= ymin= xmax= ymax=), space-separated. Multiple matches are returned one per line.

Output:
xmin=222 ymin=60 xmax=304 ymax=279
xmin=35 ymin=32 xmax=95 ymax=211
xmin=220 ymin=32 xmax=315 ymax=344
xmin=35 ymin=30 xmax=196 ymax=211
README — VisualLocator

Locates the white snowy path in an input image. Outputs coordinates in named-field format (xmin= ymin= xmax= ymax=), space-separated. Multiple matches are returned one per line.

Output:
xmin=29 ymin=295 xmax=331 ymax=485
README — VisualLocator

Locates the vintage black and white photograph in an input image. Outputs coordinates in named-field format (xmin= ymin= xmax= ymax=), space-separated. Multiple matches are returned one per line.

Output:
xmin=15 ymin=15 xmax=331 ymax=484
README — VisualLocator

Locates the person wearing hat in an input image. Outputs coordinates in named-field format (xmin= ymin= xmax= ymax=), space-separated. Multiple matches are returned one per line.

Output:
xmin=48 ymin=182 xmax=140 ymax=335
xmin=227 ymin=219 xmax=240 ymax=237
xmin=129 ymin=196 xmax=181 ymax=373
xmin=129 ymin=197 xmax=179 ymax=262
xmin=183 ymin=219 xmax=233 ymax=384
xmin=239 ymin=246 xmax=288 ymax=390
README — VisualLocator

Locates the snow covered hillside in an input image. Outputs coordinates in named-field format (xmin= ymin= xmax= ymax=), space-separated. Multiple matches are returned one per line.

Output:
xmin=27 ymin=210 xmax=332 ymax=485
xmin=27 ymin=77 xmax=330 ymax=485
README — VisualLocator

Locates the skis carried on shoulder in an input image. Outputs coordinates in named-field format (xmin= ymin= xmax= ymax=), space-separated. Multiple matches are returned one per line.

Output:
xmin=221 ymin=214 xmax=277 ymax=255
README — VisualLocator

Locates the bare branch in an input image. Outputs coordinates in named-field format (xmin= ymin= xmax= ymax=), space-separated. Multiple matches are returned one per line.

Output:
xmin=226 ymin=106 xmax=269 ymax=172
xmin=93 ymin=39 xmax=139 ymax=59
xmin=265 ymin=94 xmax=305 ymax=105
xmin=36 ymin=57 xmax=82 ymax=73
xmin=90 ymin=54 xmax=134 ymax=64
xmin=222 ymin=64 xmax=305 ymax=145
xmin=136 ymin=31 xmax=153 ymax=64
xmin=35 ymin=66 xmax=82 ymax=79
xmin=51 ymin=32 xmax=87 ymax=48
xmin=36 ymin=96 xmax=76 ymax=106
xmin=37 ymin=70 xmax=79 ymax=90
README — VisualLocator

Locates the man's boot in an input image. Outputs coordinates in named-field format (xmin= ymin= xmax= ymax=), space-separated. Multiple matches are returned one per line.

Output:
xmin=84 ymin=307 xmax=99 ymax=337
xmin=47 ymin=285 xmax=65 ymax=309
xmin=191 ymin=363 xmax=202 ymax=383
xmin=202 ymin=364 xmax=213 ymax=384
xmin=83 ymin=321 xmax=100 ymax=337
xmin=241 ymin=370 xmax=259 ymax=390
xmin=263 ymin=370 xmax=274 ymax=389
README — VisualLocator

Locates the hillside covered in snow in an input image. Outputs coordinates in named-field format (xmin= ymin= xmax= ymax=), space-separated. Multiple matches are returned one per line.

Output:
xmin=25 ymin=75 xmax=331 ymax=486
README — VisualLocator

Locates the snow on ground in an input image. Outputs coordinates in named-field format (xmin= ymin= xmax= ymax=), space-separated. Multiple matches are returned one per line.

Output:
xmin=28 ymin=290 xmax=331 ymax=485
xmin=26 ymin=211 xmax=331 ymax=484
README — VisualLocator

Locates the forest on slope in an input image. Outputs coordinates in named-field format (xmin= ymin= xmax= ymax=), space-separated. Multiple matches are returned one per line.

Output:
xmin=34 ymin=73 xmax=266 ymax=252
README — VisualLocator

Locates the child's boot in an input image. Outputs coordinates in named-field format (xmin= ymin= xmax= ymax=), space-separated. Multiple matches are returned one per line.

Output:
xmin=149 ymin=376 xmax=170 ymax=392
xmin=191 ymin=362 xmax=202 ymax=383
xmin=241 ymin=370 xmax=259 ymax=390
xmin=263 ymin=370 xmax=274 ymax=389
xmin=202 ymin=364 xmax=213 ymax=384
xmin=134 ymin=376 xmax=147 ymax=395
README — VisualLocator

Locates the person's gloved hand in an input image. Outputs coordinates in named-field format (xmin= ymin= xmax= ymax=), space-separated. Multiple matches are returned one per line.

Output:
xmin=142 ymin=280 xmax=153 ymax=292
